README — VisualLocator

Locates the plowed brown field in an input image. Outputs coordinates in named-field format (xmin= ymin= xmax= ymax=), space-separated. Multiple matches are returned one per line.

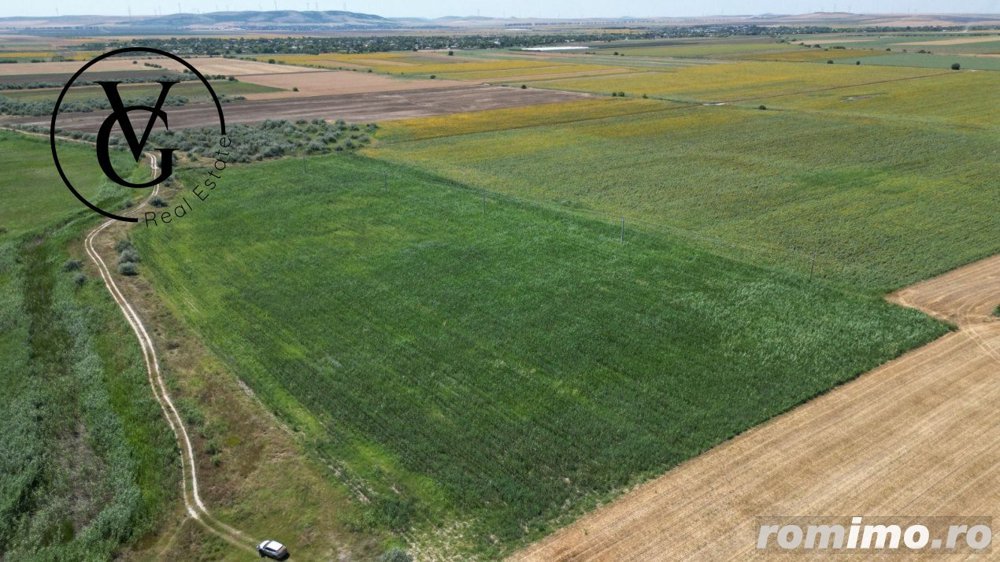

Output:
xmin=513 ymin=255 xmax=1000 ymax=561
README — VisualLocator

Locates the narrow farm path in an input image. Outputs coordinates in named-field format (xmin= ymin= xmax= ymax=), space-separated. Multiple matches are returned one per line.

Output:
xmin=84 ymin=154 xmax=257 ymax=554
xmin=512 ymin=255 xmax=1000 ymax=561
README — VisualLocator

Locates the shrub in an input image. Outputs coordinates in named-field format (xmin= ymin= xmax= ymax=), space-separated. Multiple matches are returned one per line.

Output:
xmin=73 ymin=273 xmax=86 ymax=288
xmin=758 ymin=105 xmax=767 ymax=110
xmin=429 ymin=75 xmax=436 ymax=79
xmin=378 ymin=548 xmax=413 ymax=562
xmin=856 ymin=61 xmax=861 ymax=65
xmin=448 ymin=50 xmax=454 ymax=56
xmin=827 ymin=59 xmax=834 ymax=64
xmin=617 ymin=91 xmax=625 ymax=97
xmin=63 ymin=259 xmax=82 ymax=272
xmin=150 ymin=196 xmax=169 ymax=208
xmin=115 ymin=239 xmax=134 ymax=253
xmin=118 ymin=262 xmax=138 ymax=276
xmin=521 ymin=84 xmax=527 ymax=89
xmin=292 ymin=86 xmax=299 ymax=92
xmin=951 ymin=63 xmax=961 ymax=70
xmin=119 ymin=248 xmax=141 ymax=264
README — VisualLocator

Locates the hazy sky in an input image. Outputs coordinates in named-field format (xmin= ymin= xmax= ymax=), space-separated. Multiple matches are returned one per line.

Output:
xmin=3 ymin=0 xmax=998 ymax=19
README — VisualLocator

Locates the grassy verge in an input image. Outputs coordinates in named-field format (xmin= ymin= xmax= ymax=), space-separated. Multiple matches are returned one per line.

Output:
xmin=0 ymin=215 xmax=176 ymax=560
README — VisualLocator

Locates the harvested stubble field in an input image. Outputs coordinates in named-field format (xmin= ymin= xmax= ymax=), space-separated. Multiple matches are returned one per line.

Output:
xmin=5 ymin=84 xmax=591 ymax=130
xmin=3 ymin=79 xmax=278 ymax=104
xmin=234 ymin=69 xmax=467 ymax=98
xmin=154 ymin=55 xmax=327 ymax=76
xmin=0 ymin=58 xmax=149 ymax=75
xmin=514 ymin=255 xmax=1000 ymax=561
xmin=259 ymin=52 xmax=620 ymax=82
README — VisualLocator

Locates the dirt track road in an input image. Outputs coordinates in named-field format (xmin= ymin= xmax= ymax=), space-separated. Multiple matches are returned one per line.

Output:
xmin=84 ymin=155 xmax=256 ymax=554
xmin=513 ymin=256 xmax=1000 ymax=561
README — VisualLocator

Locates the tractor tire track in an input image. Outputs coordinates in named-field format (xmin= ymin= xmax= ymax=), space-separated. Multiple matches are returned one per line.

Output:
xmin=84 ymin=154 xmax=256 ymax=554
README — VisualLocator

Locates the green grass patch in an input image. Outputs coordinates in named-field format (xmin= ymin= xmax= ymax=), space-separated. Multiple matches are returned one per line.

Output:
xmin=133 ymin=153 xmax=945 ymax=556
xmin=0 ymin=130 xmax=136 ymax=238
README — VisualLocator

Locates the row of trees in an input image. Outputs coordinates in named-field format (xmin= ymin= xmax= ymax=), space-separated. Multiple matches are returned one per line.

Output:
xmin=79 ymin=26 xmax=834 ymax=56
xmin=0 ymin=92 xmax=245 ymax=116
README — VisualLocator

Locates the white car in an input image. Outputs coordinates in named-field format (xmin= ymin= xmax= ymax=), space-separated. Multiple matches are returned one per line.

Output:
xmin=257 ymin=540 xmax=290 ymax=560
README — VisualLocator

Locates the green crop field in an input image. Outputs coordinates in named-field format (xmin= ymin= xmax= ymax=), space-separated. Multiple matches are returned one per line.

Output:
xmin=794 ymin=33 xmax=1000 ymax=54
xmin=133 ymin=153 xmax=945 ymax=556
xmin=4 ymin=27 xmax=994 ymax=562
xmin=525 ymin=61 xmax=943 ymax=102
xmin=0 ymin=132 xmax=176 ymax=559
xmin=0 ymin=131 xmax=135 ymax=237
xmin=848 ymin=53 xmax=1000 ymax=71
xmin=372 ymin=66 xmax=999 ymax=294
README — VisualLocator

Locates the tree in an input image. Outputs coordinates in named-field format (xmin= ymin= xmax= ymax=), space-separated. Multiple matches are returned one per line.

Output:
xmin=951 ymin=63 xmax=961 ymax=70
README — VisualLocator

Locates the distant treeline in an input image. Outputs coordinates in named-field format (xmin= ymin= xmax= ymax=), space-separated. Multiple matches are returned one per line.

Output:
xmin=0 ymin=74 xmax=229 ymax=91
xmin=74 ymin=24 xmax=1000 ymax=56
xmin=78 ymin=26 xmax=827 ymax=55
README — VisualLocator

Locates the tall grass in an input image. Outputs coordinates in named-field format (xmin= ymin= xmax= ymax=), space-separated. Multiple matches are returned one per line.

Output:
xmin=0 ymin=135 xmax=175 ymax=559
